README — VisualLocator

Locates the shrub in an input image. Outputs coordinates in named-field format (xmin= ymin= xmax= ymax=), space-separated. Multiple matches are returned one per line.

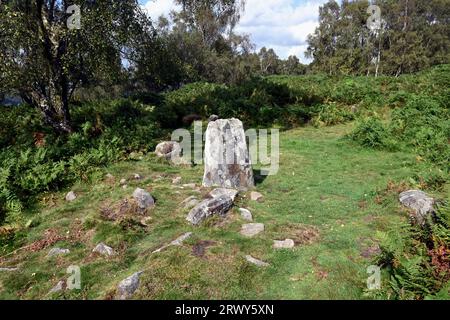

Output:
xmin=350 ymin=118 xmax=394 ymax=149
xmin=311 ymin=103 xmax=355 ymax=127
xmin=376 ymin=203 xmax=450 ymax=300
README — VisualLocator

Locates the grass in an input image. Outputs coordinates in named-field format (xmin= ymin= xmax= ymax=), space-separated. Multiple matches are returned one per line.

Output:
xmin=0 ymin=122 xmax=445 ymax=300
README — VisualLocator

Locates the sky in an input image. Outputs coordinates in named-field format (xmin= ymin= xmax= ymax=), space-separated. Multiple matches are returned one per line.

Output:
xmin=140 ymin=0 xmax=329 ymax=63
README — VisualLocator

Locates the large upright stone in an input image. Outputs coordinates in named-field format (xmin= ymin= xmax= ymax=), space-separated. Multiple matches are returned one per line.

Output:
xmin=202 ymin=118 xmax=254 ymax=190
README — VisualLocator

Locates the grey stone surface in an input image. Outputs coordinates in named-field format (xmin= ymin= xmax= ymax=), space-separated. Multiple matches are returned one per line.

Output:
xmin=187 ymin=195 xmax=234 ymax=225
xmin=208 ymin=114 xmax=219 ymax=122
xmin=65 ymin=191 xmax=77 ymax=202
xmin=116 ymin=271 xmax=143 ymax=300
xmin=239 ymin=208 xmax=253 ymax=221
xmin=273 ymin=239 xmax=295 ymax=249
xmin=209 ymin=188 xmax=239 ymax=201
xmin=245 ymin=255 xmax=269 ymax=267
xmin=240 ymin=223 xmax=265 ymax=237
xmin=47 ymin=248 xmax=70 ymax=257
xmin=202 ymin=118 xmax=254 ymax=190
xmin=93 ymin=243 xmax=115 ymax=256
xmin=132 ymin=188 xmax=155 ymax=209
xmin=399 ymin=190 xmax=435 ymax=225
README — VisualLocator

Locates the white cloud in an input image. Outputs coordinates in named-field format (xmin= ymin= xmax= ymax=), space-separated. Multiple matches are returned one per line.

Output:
xmin=141 ymin=0 xmax=326 ymax=63
xmin=141 ymin=0 xmax=180 ymax=22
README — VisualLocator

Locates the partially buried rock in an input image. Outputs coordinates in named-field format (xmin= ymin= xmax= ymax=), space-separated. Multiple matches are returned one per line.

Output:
xmin=245 ymin=255 xmax=269 ymax=267
xmin=119 ymin=178 xmax=127 ymax=185
xmin=240 ymin=223 xmax=264 ymax=237
xmin=208 ymin=114 xmax=219 ymax=122
xmin=48 ymin=281 xmax=65 ymax=295
xmin=155 ymin=141 xmax=182 ymax=162
xmin=399 ymin=190 xmax=435 ymax=225
xmin=132 ymin=188 xmax=155 ymax=210
xmin=152 ymin=232 xmax=193 ymax=253
xmin=187 ymin=195 xmax=234 ymax=225
xmin=93 ymin=243 xmax=115 ymax=256
xmin=202 ymin=118 xmax=254 ymax=190
xmin=65 ymin=191 xmax=77 ymax=202
xmin=273 ymin=239 xmax=295 ymax=249
xmin=116 ymin=271 xmax=143 ymax=300
xmin=47 ymin=248 xmax=70 ymax=257
xmin=239 ymin=208 xmax=253 ymax=221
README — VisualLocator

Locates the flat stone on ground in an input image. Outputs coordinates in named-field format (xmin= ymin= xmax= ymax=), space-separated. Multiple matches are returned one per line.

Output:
xmin=240 ymin=223 xmax=264 ymax=237
xmin=273 ymin=239 xmax=295 ymax=249
xmin=245 ymin=255 xmax=269 ymax=267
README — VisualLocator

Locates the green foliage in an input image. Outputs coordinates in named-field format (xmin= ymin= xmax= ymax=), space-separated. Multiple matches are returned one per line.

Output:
xmin=311 ymin=103 xmax=355 ymax=127
xmin=377 ymin=203 xmax=450 ymax=300
xmin=350 ymin=118 xmax=393 ymax=149
xmin=0 ymin=99 xmax=161 ymax=225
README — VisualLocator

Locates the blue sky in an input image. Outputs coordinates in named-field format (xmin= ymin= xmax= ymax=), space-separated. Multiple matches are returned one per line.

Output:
xmin=140 ymin=0 xmax=329 ymax=63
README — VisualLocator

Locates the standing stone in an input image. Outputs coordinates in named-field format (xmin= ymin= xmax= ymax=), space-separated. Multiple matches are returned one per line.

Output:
xmin=203 ymin=118 xmax=254 ymax=190
xmin=399 ymin=190 xmax=435 ymax=225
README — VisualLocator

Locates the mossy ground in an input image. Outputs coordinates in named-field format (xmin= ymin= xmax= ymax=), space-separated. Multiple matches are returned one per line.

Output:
xmin=0 ymin=123 xmax=446 ymax=300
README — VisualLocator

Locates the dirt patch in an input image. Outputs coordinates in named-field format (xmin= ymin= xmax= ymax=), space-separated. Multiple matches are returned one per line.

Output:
xmin=277 ymin=223 xmax=320 ymax=246
xmin=100 ymin=198 xmax=148 ymax=222
xmin=28 ymin=229 xmax=66 ymax=252
xmin=192 ymin=240 xmax=216 ymax=258
xmin=311 ymin=257 xmax=328 ymax=280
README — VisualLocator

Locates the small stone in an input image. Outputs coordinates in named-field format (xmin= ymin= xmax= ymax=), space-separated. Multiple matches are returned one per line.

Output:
xmin=65 ymin=191 xmax=77 ymax=202
xmin=245 ymin=255 xmax=269 ymax=267
xmin=93 ymin=243 xmax=115 ymax=256
xmin=240 ymin=223 xmax=264 ymax=237
xmin=152 ymin=232 xmax=193 ymax=253
xmin=47 ymin=248 xmax=70 ymax=257
xmin=172 ymin=176 xmax=182 ymax=184
xmin=239 ymin=208 xmax=253 ymax=221
xmin=48 ymin=281 xmax=65 ymax=294
xmin=116 ymin=271 xmax=143 ymax=300
xmin=119 ymin=178 xmax=127 ymax=185
xmin=132 ymin=188 xmax=155 ymax=209
xmin=0 ymin=267 xmax=18 ymax=272
xmin=273 ymin=239 xmax=295 ymax=249
xmin=105 ymin=173 xmax=115 ymax=180
xmin=250 ymin=192 xmax=264 ymax=202
xmin=134 ymin=174 xmax=142 ymax=180
xmin=122 ymin=185 xmax=128 ymax=189
xmin=209 ymin=188 xmax=239 ymax=201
